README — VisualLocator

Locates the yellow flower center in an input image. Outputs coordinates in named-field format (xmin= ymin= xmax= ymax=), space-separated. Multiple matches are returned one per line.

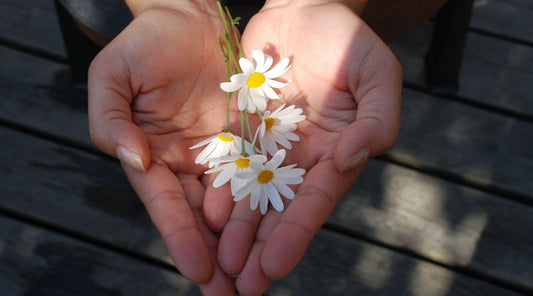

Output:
xmin=264 ymin=117 xmax=275 ymax=130
xmin=247 ymin=72 xmax=266 ymax=88
xmin=218 ymin=134 xmax=234 ymax=142
xmin=257 ymin=170 xmax=274 ymax=184
xmin=235 ymin=158 xmax=250 ymax=168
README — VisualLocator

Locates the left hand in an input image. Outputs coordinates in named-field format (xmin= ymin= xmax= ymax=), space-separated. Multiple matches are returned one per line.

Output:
xmin=214 ymin=1 xmax=402 ymax=294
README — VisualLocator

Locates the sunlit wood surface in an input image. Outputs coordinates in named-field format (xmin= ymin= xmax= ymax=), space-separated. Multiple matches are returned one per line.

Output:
xmin=0 ymin=0 xmax=531 ymax=295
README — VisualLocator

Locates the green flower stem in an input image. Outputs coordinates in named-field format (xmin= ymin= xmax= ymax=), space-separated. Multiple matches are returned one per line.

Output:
xmin=244 ymin=110 xmax=258 ymax=154
xmin=217 ymin=2 xmax=231 ymax=42
xmin=255 ymin=108 xmax=263 ymax=120
xmin=224 ymin=6 xmax=244 ymax=59
xmin=217 ymin=2 xmax=241 ymax=73
xmin=240 ymin=110 xmax=246 ymax=153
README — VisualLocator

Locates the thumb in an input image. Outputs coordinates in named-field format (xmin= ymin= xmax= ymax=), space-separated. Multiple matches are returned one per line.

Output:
xmin=335 ymin=55 xmax=402 ymax=173
xmin=88 ymin=48 xmax=150 ymax=172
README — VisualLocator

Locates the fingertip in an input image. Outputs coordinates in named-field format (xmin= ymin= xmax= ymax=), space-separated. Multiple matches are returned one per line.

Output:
xmin=116 ymin=146 xmax=146 ymax=172
xmin=334 ymin=117 xmax=397 ymax=173
xmin=338 ymin=147 xmax=369 ymax=173
xmin=235 ymin=243 xmax=272 ymax=295
xmin=260 ymin=224 xmax=312 ymax=280
xmin=199 ymin=264 xmax=236 ymax=296
xmin=203 ymin=183 xmax=233 ymax=233
xmin=166 ymin=230 xmax=214 ymax=284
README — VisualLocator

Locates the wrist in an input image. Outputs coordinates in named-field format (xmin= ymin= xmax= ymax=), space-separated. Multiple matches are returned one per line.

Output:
xmin=125 ymin=0 xmax=219 ymax=17
xmin=263 ymin=0 xmax=368 ymax=15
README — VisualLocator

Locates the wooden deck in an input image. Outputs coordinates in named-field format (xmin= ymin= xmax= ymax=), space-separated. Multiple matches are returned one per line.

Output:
xmin=1 ymin=0 xmax=532 ymax=295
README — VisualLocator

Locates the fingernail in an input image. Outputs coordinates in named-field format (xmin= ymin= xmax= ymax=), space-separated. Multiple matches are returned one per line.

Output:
xmin=116 ymin=146 xmax=145 ymax=172
xmin=341 ymin=148 xmax=369 ymax=173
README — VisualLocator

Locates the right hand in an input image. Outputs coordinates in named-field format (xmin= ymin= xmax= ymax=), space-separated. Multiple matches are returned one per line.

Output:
xmin=88 ymin=1 xmax=237 ymax=294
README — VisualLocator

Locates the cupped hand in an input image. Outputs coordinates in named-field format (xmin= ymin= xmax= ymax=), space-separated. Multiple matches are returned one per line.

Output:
xmin=88 ymin=1 xmax=239 ymax=295
xmin=216 ymin=1 xmax=402 ymax=295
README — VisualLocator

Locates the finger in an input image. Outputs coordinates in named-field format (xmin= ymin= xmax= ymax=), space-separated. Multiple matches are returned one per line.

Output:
xmin=179 ymin=177 xmax=236 ymax=296
xmin=235 ymin=243 xmax=271 ymax=296
xmin=335 ymin=41 xmax=403 ymax=173
xmin=260 ymin=159 xmax=364 ymax=279
xmin=234 ymin=209 xmax=282 ymax=295
xmin=121 ymin=161 xmax=212 ymax=283
xmin=218 ymin=197 xmax=262 ymax=276
xmin=88 ymin=46 xmax=150 ymax=172
xmin=203 ymin=180 xmax=235 ymax=233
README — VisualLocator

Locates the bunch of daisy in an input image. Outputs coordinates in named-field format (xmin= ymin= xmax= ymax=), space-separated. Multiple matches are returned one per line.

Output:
xmin=190 ymin=3 xmax=306 ymax=215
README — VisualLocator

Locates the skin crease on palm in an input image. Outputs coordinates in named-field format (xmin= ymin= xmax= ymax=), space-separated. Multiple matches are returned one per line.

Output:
xmin=88 ymin=1 xmax=402 ymax=295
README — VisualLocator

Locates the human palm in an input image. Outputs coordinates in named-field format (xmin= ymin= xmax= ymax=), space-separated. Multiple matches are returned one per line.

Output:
xmin=89 ymin=5 xmax=242 ymax=295
xmin=89 ymin=2 xmax=402 ymax=296
xmin=215 ymin=2 xmax=402 ymax=295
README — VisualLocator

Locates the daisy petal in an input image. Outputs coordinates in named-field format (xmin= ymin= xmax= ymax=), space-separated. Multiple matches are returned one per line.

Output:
xmin=260 ymin=185 xmax=269 ymax=214
xmin=220 ymin=74 xmax=247 ymax=92
xmin=264 ymin=58 xmax=291 ymax=78
xmin=235 ymin=172 xmax=257 ymax=179
xmin=190 ymin=134 xmax=217 ymax=149
xmin=266 ymin=149 xmax=286 ymax=170
xmin=285 ymin=131 xmax=300 ymax=142
xmin=265 ymin=79 xmax=290 ymax=89
xmin=253 ymin=95 xmax=267 ymax=112
xmin=275 ymin=166 xmax=305 ymax=178
xmin=271 ymin=103 xmax=287 ymax=115
xmin=268 ymin=183 xmax=284 ymax=212
xmin=261 ymin=85 xmax=282 ymax=99
xmin=235 ymin=180 xmax=256 ymax=201
xmin=239 ymin=58 xmax=255 ymax=74
xmin=195 ymin=141 xmax=218 ymax=164
xmin=251 ymin=185 xmax=261 ymax=211
xmin=238 ymin=87 xmax=249 ymax=111
xmin=262 ymin=54 xmax=274 ymax=73
xmin=249 ymin=161 xmax=264 ymax=171
xmin=273 ymin=181 xmax=295 ymax=199
xmin=252 ymin=49 xmax=264 ymax=70
xmin=272 ymin=131 xmax=292 ymax=149
xmin=213 ymin=166 xmax=235 ymax=187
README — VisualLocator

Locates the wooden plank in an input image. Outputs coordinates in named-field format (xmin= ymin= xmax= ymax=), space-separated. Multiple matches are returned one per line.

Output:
xmin=0 ymin=0 xmax=66 ymax=58
xmin=0 ymin=217 xmax=198 ymax=295
xmin=2 ymin=39 xmax=533 ymax=197
xmin=2 ymin=0 xmax=532 ymax=61
xmin=1 ymin=216 xmax=520 ymax=296
xmin=0 ymin=124 xmax=531 ymax=293
xmin=0 ymin=45 xmax=93 ymax=149
xmin=472 ymin=0 xmax=533 ymax=44
xmin=0 ymin=127 xmax=167 ymax=261
xmin=388 ymin=23 xmax=533 ymax=118
xmin=268 ymin=230 xmax=522 ymax=296
xmin=1 ymin=0 xmax=531 ymax=117
xmin=331 ymin=159 xmax=533 ymax=292
xmin=392 ymin=88 xmax=533 ymax=198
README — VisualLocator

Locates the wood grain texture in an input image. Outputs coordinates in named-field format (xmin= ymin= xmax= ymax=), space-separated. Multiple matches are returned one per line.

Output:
xmin=0 ymin=201 xmax=523 ymax=296
xmin=2 ymin=42 xmax=531 ymax=200
xmin=472 ymin=0 xmax=533 ymax=43
xmin=392 ymin=88 xmax=533 ymax=198
xmin=331 ymin=159 xmax=533 ymax=291
xmin=0 ymin=123 xmax=531 ymax=293
xmin=0 ymin=0 xmax=66 ymax=58
xmin=389 ymin=24 xmax=533 ymax=118
xmin=0 ymin=0 xmax=532 ymax=294
xmin=0 ymin=217 xmax=198 ymax=296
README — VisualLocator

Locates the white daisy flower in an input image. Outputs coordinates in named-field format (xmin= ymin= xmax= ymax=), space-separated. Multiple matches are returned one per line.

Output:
xmin=254 ymin=104 xmax=306 ymax=156
xmin=205 ymin=153 xmax=267 ymax=195
xmin=220 ymin=49 xmax=291 ymax=113
xmin=234 ymin=149 xmax=305 ymax=215
xmin=189 ymin=132 xmax=253 ymax=168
